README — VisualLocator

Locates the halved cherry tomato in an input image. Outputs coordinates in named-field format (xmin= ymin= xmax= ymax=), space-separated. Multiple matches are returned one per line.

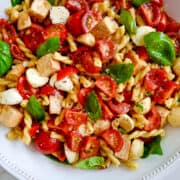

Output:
xmin=40 ymin=84 xmax=58 ymax=96
xmin=144 ymin=69 xmax=167 ymax=93
xmin=108 ymin=101 xmax=130 ymax=115
xmin=0 ymin=18 xmax=9 ymax=27
xmin=122 ymin=90 xmax=132 ymax=104
xmin=64 ymin=109 xmax=88 ymax=126
xmin=95 ymin=75 xmax=117 ymax=100
xmin=144 ymin=107 xmax=161 ymax=131
xmin=65 ymin=0 xmax=89 ymax=12
xmin=67 ymin=131 xmax=83 ymax=152
xmin=138 ymin=3 xmax=161 ymax=27
xmin=95 ymin=39 xmax=115 ymax=62
xmin=21 ymin=24 xmax=45 ymax=52
xmin=111 ymin=0 xmax=132 ymax=10
xmin=44 ymin=24 xmax=68 ymax=43
xmin=29 ymin=123 xmax=40 ymax=137
xmin=78 ymin=87 xmax=92 ymax=105
xmin=81 ymin=11 xmax=101 ymax=33
xmin=34 ymin=131 xmax=60 ymax=154
xmin=57 ymin=67 xmax=79 ymax=80
xmin=154 ymin=81 xmax=179 ymax=104
xmin=166 ymin=21 xmax=180 ymax=33
xmin=81 ymin=51 xmax=102 ymax=73
xmin=67 ymin=11 xmax=84 ymax=36
xmin=101 ymin=129 xmax=124 ymax=152
xmin=10 ymin=44 xmax=25 ymax=61
xmin=157 ymin=12 xmax=167 ymax=32
xmin=152 ymin=0 xmax=163 ymax=6
xmin=136 ymin=46 xmax=149 ymax=61
xmin=80 ymin=136 xmax=100 ymax=159
xmin=17 ymin=76 xmax=38 ymax=99
xmin=52 ymin=150 xmax=66 ymax=162
xmin=87 ymin=0 xmax=103 ymax=3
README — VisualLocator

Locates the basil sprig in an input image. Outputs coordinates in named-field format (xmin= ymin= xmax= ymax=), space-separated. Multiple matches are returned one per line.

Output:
xmin=132 ymin=0 xmax=151 ymax=7
xmin=120 ymin=10 xmax=137 ymax=35
xmin=85 ymin=92 xmax=102 ymax=121
xmin=36 ymin=37 xmax=60 ymax=57
xmin=26 ymin=96 xmax=46 ymax=122
xmin=11 ymin=0 xmax=23 ymax=6
xmin=75 ymin=156 xmax=105 ymax=169
xmin=104 ymin=63 xmax=134 ymax=84
xmin=144 ymin=32 xmax=175 ymax=66
xmin=142 ymin=136 xmax=163 ymax=158
xmin=0 ymin=41 xmax=12 ymax=76
xmin=47 ymin=0 xmax=56 ymax=4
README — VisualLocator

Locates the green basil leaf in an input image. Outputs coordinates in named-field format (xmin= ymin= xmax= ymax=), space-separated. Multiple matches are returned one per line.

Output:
xmin=118 ymin=127 xmax=127 ymax=134
xmin=120 ymin=9 xmax=137 ymax=34
xmin=46 ymin=155 xmax=69 ymax=165
xmin=85 ymin=92 xmax=102 ymax=121
xmin=132 ymin=0 xmax=151 ymax=7
xmin=0 ymin=41 xmax=12 ymax=76
xmin=36 ymin=37 xmax=60 ymax=57
xmin=47 ymin=0 xmax=56 ymax=4
xmin=75 ymin=156 xmax=105 ymax=169
xmin=11 ymin=0 xmax=23 ymax=6
xmin=144 ymin=32 xmax=176 ymax=66
xmin=142 ymin=136 xmax=163 ymax=158
xmin=26 ymin=96 xmax=46 ymax=122
xmin=135 ymin=103 xmax=144 ymax=112
xmin=104 ymin=63 xmax=134 ymax=83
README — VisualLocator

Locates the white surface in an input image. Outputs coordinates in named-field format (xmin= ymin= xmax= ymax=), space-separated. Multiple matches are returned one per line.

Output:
xmin=0 ymin=0 xmax=180 ymax=180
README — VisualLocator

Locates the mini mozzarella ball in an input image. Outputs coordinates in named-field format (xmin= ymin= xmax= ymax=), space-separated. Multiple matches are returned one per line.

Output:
xmin=26 ymin=68 xmax=49 ymax=88
xmin=134 ymin=97 xmax=151 ymax=114
xmin=131 ymin=26 xmax=155 ymax=46
xmin=0 ymin=88 xmax=23 ymax=105
xmin=55 ymin=76 xmax=73 ymax=92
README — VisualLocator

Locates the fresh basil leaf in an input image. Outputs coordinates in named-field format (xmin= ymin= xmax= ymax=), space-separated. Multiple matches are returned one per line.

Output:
xmin=85 ymin=92 xmax=102 ymax=121
xmin=144 ymin=32 xmax=175 ymax=66
xmin=46 ymin=155 xmax=69 ymax=165
xmin=135 ymin=103 xmax=144 ymax=112
xmin=142 ymin=136 xmax=163 ymax=158
xmin=36 ymin=37 xmax=60 ymax=57
xmin=104 ymin=63 xmax=134 ymax=83
xmin=120 ymin=9 xmax=137 ymax=34
xmin=75 ymin=156 xmax=105 ymax=169
xmin=47 ymin=0 xmax=56 ymax=4
xmin=0 ymin=41 xmax=12 ymax=76
xmin=118 ymin=127 xmax=127 ymax=134
xmin=11 ymin=0 xmax=23 ymax=6
xmin=132 ymin=0 xmax=151 ymax=7
xmin=26 ymin=96 xmax=46 ymax=122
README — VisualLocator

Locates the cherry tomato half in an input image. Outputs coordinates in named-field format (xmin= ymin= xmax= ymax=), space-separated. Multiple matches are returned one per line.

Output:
xmin=95 ymin=39 xmax=115 ymax=62
xmin=40 ymin=84 xmax=59 ymax=96
xmin=57 ymin=67 xmax=79 ymax=80
xmin=29 ymin=123 xmax=40 ymax=138
xmin=65 ymin=0 xmax=89 ymax=12
xmin=34 ymin=131 xmax=60 ymax=154
xmin=136 ymin=46 xmax=149 ymax=61
xmin=144 ymin=107 xmax=161 ymax=131
xmin=152 ymin=0 xmax=163 ymax=6
xmin=101 ymin=129 xmax=124 ymax=152
xmin=95 ymin=75 xmax=117 ymax=100
xmin=52 ymin=150 xmax=66 ymax=162
xmin=157 ymin=12 xmax=167 ymax=32
xmin=10 ymin=44 xmax=25 ymax=61
xmin=67 ymin=131 xmax=83 ymax=152
xmin=80 ymin=136 xmax=100 ymax=159
xmin=78 ymin=87 xmax=92 ymax=106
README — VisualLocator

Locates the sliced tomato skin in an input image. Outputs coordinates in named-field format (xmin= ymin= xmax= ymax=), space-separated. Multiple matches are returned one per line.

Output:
xmin=95 ymin=75 xmax=117 ymax=100
xmin=78 ymin=87 xmax=92 ymax=105
xmin=157 ymin=12 xmax=167 ymax=32
xmin=57 ymin=67 xmax=79 ymax=80
xmin=40 ymin=85 xmax=58 ymax=96
xmin=29 ymin=123 xmax=40 ymax=138
xmin=95 ymin=39 xmax=115 ymax=62
xmin=152 ymin=0 xmax=163 ymax=6
xmin=101 ymin=129 xmax=124 ymax=152
xmin=10 ymin=44 xmax=25 ymax=61
xmin=144 ymin=107 xmax=161 ymax=131
xmin=80 ymin=136 xmax=100 ymax=159
xmin=34 ymin=131 xmax=60 ymax=154
xmin=136 ymin=47 xmax=149 ymax=61
xmin=65 ymin=0 xmax=89 ymax=12
xmin=67 ymin=131 xmax=83 ymax=152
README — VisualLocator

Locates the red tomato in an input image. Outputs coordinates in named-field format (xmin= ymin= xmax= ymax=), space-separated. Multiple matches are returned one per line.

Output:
xmin=95 ymin=75 xmax=117 ymax=100
xmin=17 ymin=76 xmax=38 ymax=99
xmin=57 ymin=67 xmax=79 ymax=80
xmin=136 ymin=47 xmax=149 ymax=61
xmin=21 ymin=24 xmax=45 ymax=52
xmin=0 ymin=18 xmax=9 ymax=26
xmin=10 ymin=44 xmax=25 ymax=61
xmin=65 ymin=0 xmax=89 ymax=12
xmin=29 ymin=123 xmax=40 ymax=137
xmin=108 ymin=101 xmax=130 ymax=115
xmin=157 ymin=12 xmax=167 ymax=32
xmin=65 ymin=109 xmax=88 ymax=126
xmin=154 ymin=81 xmax=179 ymax=104
xmin=144 ymin=69 xmax=167 ymax=93
xmin=40 ymin=85 xmax=58 ymax=96
xmin=101 ymin=129 xmax=124 ymax=152
xmin=111 ymin=0 xmax=132 ymax=10
xmin=166 ymin=22 xmax=180 ymax=33
xmin=34 ymin=131 xmax=60 ymax=154
xmin=95 ymin=39 xmax=115 ymax=62
xmin=87 ymin=0 xmax=103 ymax=3
xmin=78 ymin=87 xmax=92 ymax=105
xmin=67 ymin=131 xmax=83 ymax=152
xmin=122 ymin=90 xmax=132 ymax=104
xmin=80 ymin=136 xmax=100 ymax=159
xmin=44 ymin=24 xmax=68 ymax=43
xmin=138 ymin=3 xmax=161 ymax=27
xmin=144 ymin=107 xmax=161 ymax=131
xmin=152 ymin=0 xmax=163 ymax=6
xmin=81 ymin=51 xmax=102 ymax=73
xmin=52 ymin=150 xmax=66 ymax=162
xmin=81 ymin=11 xmax=101 ymax=33
xmin=67 ymin=11 xmax=85 ymax=36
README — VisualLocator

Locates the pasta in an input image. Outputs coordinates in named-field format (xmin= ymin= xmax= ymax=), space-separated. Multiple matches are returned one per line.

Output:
xmin=0 ymin=0 xmax=179 ymax=171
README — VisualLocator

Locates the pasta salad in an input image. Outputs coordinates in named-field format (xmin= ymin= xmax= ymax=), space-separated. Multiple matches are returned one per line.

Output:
xmin=0 ymin=0 xmax=180 ymax=170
